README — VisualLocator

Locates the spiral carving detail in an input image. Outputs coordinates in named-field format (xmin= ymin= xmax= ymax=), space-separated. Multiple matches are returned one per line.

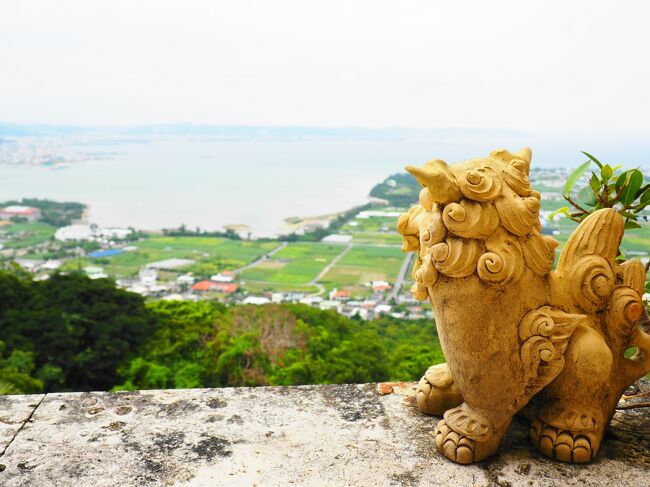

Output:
xmin=569 ymin=256 xmax=614 ymax=312
xmin=442 ymin=200 xmax=499 ymax=239
xmin=476 ymin=229 xmax=524 ymax=284
xmin=432 ymin=237 xmax=482 ymax=278
xmin=457 ymin=166 xmax=502 ymax=202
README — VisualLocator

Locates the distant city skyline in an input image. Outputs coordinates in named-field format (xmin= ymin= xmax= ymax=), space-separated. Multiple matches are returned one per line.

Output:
xmin=2 ymin=1 xmax=650 ymax=136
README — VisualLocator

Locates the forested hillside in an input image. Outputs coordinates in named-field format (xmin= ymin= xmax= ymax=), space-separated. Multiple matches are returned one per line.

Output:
xmin=0 ymin=270 xmax=443 ymax=394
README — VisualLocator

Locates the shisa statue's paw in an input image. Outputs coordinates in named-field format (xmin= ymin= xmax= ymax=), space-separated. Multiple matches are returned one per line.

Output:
xmin=530 ymin=420 xmax=598 ymax=463
xmin=416 ymin=363 xmax=463 ymax=415
xmin=434 ymin=405 xmax=508 ymax=464
xmin=434 ymin=420 xmax=476 ymax=464
xmin=434 ymin=418 xmax=506 ymax=464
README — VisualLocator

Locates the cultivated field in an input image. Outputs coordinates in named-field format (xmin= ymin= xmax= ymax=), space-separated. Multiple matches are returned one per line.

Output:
xmin=239 ymin=242 xmax=342 ymax=285
xmin=0 ymin=222 xmax=57 ymax=249
xmin=61 ymin=237 xmax=279 ymax=279
xmin=319 ymin=245 xmax=404 ymax=296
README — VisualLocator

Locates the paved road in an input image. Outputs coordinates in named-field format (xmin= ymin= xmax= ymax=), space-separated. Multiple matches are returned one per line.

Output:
xmin=233 ymin=241 xmax=288 ymax=274
xmin=388 ymin=252 xmax=414 ymax=301
xmin=307 ymin=242 xmax=353 ymax=297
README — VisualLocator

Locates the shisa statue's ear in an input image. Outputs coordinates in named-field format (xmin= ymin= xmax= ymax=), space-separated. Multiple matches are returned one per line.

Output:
xmin=514 ymin=147 xmax=532 ymax=165
xmin=491 ymin=147 xmax=532 ymax=176
xmin=514 ymin=147 xmax=532 ymax=175
xmin=405 ymin=159 xmax=461 ymax=204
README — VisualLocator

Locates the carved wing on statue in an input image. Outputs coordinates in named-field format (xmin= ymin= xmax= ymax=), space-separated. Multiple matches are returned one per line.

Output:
xmin=514 ymin=306 xmax=587 ymax=411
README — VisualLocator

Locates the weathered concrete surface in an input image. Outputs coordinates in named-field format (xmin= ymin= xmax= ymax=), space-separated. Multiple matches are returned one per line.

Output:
xmin=0 ymin=394 xmax=44 ymax=455
xmin=0 ymin=382 xmax=648 ymax=486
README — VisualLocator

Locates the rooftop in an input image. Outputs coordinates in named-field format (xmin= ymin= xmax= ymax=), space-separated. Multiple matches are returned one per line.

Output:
xmin=0 ymin=206 xmax=39 ymax=214
xmin=1 ymin=381 xmax=648 ymax=486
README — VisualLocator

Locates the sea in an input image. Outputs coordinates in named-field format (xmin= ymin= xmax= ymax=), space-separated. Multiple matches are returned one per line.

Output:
xmin=1 ymin=131 xmax=648 ymax=237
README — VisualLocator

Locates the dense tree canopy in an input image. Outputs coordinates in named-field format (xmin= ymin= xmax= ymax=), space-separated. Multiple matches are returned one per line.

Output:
xmin=0 ymin=270 xmax=444 ymax=394
xmin=0 ymin=271 xmax=158 ymax=392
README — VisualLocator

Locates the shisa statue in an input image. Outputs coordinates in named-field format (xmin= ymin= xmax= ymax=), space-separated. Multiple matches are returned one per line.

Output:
xmin=397 ymin=148 xmax=650 ymax=464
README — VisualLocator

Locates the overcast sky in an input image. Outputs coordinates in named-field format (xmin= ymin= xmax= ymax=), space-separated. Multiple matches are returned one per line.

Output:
xmin=1 ymin=0 xmax=649 ymax=134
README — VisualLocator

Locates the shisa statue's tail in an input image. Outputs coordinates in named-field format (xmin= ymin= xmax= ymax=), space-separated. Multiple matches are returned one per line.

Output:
xmin=555 ymin=208 xmax=650 ymax=390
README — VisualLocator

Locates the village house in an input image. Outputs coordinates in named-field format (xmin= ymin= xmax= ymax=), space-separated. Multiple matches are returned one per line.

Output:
xmin=329 ymin=288 xmax=350 ymax=301
xmin=367 ymin=280 xmax=392 ymax=293
xmin=0 ymin=205 xmax=42 ymax=222
xmin=211 ymin=271 xmax=235 ymax=282
xmin=242 ymin=296 xmax=271 ymax=305
xmin=191 ymin=280 xmax=239 ymax=294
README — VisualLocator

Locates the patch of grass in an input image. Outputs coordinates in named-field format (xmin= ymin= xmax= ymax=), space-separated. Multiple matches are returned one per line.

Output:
xmin=240 ymin=242 xmax=342 ymax=285
xmin=60 ymin=237 xmax=279 ymax=279
xmin=319 ymin=245 xmax=406 ymax=296
xmin=0 ymin=222 xmax=57 ymax=248
xmin=240 ymin=280 xmax=320 ymax=294
xmin=343 ymin=232 xmax=403 ymax=245
xmin=340 ymin=216 xmax=397 ymax=233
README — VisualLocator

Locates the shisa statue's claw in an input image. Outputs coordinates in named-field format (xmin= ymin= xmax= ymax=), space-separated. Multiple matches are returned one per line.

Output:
xmin=416 ymin=363 xmax=463 ymax=415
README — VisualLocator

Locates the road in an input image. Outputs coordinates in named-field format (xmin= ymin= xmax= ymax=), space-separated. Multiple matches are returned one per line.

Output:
xmin=233 ymin=241 xmax=288 ymax=274
xmin=388 ymin=252 xmax=414 ymax=301
xmin=307 ymin=242 xmax=353 ymax=297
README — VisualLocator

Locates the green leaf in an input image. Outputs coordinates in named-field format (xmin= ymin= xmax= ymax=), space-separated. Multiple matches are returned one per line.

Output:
xmin=589 ymin=172 xmax=601 ymax=193
xmin=600 ymin=164 xmax=613 ymax=181
xmin=624 ymin=220 xmax=642 ymax=229
xmin=619 ymin=169 xmax=644 ymax=205
xmin=635 ymin=183 xmax=650 ymax=200
xmin=615 ymin=170 xmax=632 ymax=191
xmin=581 ymin=151 xmax=604 ymax=169
xmin=577 ymin=185 xmax=597 ymax=207
xmin=564 ymin=161 xmax=592 ymax=195
xmin=548 ymin=207 xmax=570 ymax=220
xmin=640 ymin=186 xmax=650 ymax=206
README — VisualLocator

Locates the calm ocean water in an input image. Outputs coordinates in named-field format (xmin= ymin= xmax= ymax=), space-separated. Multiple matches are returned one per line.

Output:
xmin=1 ymin=135 xmax=647 ymax=236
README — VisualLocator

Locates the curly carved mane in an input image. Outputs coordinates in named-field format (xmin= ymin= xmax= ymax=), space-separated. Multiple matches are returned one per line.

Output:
xmin=397 ymin=148 xmax=559 ymax=300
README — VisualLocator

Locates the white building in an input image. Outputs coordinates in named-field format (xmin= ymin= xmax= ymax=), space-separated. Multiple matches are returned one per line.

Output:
xmin=41 ymin=260 xmax=64 ymax=270
xmin=319 ymin=300 xmax=343 ymax=313
xmin=299 ymin=296 xmax=323 ymax=306
xmin=96 ymin=227 xmax=132 ymax=240
xmin=139 ymin=268 xmax=158 ymax=286
xmin=321 ymin=234 xmax=353 ymax=244
xmin=211 ymin=271 xmax=235 ymax=282
xmin=242 ymin=296 xmax=271 ymax=305
xmin=84 ymin=266 xmax=108 ymax=279
xmin=177 ymin=274 xmax=195 ymax=287
xmin=55 ymin=224 xmax=94 ymax=241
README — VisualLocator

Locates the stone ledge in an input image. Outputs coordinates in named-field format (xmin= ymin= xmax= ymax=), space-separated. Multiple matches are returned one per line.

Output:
xmin=0 ymin=381 xmax=648 ymax=486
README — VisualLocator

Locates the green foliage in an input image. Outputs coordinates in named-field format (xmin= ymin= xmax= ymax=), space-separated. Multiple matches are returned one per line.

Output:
xmin=0 ymin=340 xmax=43 ymax=394
xmin=0 ymin=271 xmax=159 ymax=392
xmin=1 ymin=270 xmax=445 ymax=394
xmin=557 ymin=151 xmax=650 ymax=226
xmin=116 ymin=302 xmax=443 ymax=391
xmin=369 ymin=173 xmax=420 ymax=207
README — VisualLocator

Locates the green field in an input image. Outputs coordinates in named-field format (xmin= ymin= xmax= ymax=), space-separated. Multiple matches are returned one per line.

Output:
xmin=346 ymin=232 xmax=403 ymax=245
xmin=340 ymin=215 xmax=398 ymax=233
xmin=337 ymin=211 xmax=405 ymax=246
xmin=239 ymin=242 xmax=342 ymax=285
xmin=319 ymin=245 xmax=406 ymax=295
xmin=0 ymin=222 xmax=57 ymax=249
xmin=61 ymin=237 xmax=279 ymax=279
